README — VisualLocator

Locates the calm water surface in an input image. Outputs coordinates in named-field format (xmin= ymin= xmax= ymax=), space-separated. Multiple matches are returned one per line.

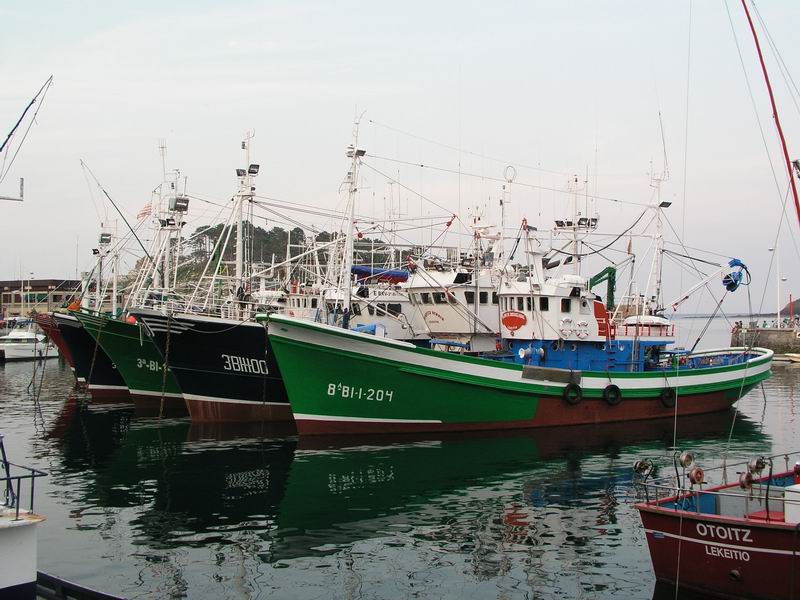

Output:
xmin=1 ymin=317 xmax=797 ymax=599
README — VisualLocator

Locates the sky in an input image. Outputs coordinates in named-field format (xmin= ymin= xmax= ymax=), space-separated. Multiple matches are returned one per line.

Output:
xmin=2 ymin=1 xmax=800 ymax=315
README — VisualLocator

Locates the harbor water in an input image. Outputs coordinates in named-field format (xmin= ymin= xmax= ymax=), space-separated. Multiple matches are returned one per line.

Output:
xmin=1 ymin=317 xmax=797 ymax=599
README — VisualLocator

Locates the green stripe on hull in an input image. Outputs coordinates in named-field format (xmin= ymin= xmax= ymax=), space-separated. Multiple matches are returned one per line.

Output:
xmin=74 ymin=313 xmax=181 ymax=398
xmin=267 ymin=315 xmax=773 ymax=430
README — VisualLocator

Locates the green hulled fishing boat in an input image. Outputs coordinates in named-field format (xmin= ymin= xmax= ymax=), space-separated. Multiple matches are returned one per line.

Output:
xmin=266 ymin=314 xmax=772 ymax=436
xmin=74 ymin=311 xmax=184 ymax=413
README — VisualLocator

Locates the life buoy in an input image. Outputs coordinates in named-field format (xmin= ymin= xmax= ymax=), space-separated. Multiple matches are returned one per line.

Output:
xmin=559 ymin=317 xmax=574 ymax=338
xmin=660 ymin=387 xmax=677 ymax=408
xmin=603 ymin=384 xmax=622 ymax=406
xmin=563 ymin=382 xmax=582 ymax=405
xmin=575 ymin=320 xmax=590 ymax=339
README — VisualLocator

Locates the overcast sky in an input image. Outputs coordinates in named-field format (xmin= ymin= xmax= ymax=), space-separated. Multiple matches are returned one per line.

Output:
xmin=2 ymin=1 xmax=800 ymax=315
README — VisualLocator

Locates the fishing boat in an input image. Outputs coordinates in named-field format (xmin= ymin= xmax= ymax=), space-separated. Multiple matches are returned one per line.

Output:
xmin=0 ymin=328 xmax=58 ymax=362
xmin=52 ymin=311 xmax=129 ymax=399
xmin=72 ymin=164 xmax=187 ymax=414
xmin=266 ymin=183 xmax=773 ymax=435
xmin=633 ymin=451 xmax=800 ymax=600
xmin=33 ymin=312 xmax=75 ymax=370
xmin=74 ymin=311 xmax=183 ymax=413
xmin=132 ymin=134 xmax=428 ymax=422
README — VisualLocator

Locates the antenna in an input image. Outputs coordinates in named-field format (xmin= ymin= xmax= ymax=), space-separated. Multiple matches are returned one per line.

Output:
xmin=159 ymin=139 xmax=167 ymax=179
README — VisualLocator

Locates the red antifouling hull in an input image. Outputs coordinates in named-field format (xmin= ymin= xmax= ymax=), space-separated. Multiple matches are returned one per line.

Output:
xmin=638 ymin=508 xmax=800 ymax=600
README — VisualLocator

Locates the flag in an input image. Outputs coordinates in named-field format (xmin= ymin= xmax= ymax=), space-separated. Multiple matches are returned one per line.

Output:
xmin=137 ymin=202 xmax=152 ymax=220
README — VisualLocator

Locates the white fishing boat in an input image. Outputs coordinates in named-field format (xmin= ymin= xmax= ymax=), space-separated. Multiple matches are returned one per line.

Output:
xmin=0 ymin=328 xmax=59 ymax=362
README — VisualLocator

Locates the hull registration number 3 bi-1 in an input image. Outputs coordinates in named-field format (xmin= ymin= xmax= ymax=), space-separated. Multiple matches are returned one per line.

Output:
xmin=327 ymin=383 xmax=394 ymax=402
xmin=222 ymin=354 xmax=269 ymax=374
xmin=136 ymin=359 xmax=162 ymax=372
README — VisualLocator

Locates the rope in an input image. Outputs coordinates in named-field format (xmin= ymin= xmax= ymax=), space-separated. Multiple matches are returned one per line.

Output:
xmin=159 ymin=313 xmax=172 ymax=419
xmin=723 ymin=284 xmax=757 ymax=470
xmin=86 ymin=316 xmax=106 ymax=393
xmin=261 ymin=321 xmax=269 ymax=411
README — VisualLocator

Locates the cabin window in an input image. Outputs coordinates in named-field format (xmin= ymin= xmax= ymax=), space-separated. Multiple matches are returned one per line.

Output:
xmin=465 ymin=291 xmax=475 ymax=304
xmin=311 ymin=298 xmax=318 ymax=309
xmin=526 ymin=297 xmax=533 ymax=311
xmin=433 ymin=292 xmax=446 ymax=304
xmin=561 ymin=298 xmax=571 ymax=313
xmin=453 ymin=273 xmax=472 ymax=284
xmin=420 ymin=293 xmax=431 ymax=304
xmin=492 ymin=292 xmax=498 ymax=305
xmin=377 ymin=303 xmax=387 ymax=315
xmin=479 ymin=291 xmax=488 ymax=304
xmin=387 ymin=303 xmax=402 ymax=317
xmin=367 ymin=304 xmax=375 ymax=316
xmin=447 ymin=292 xmax=457 ymax=304
xmin=540 ymin=297 xmax=549 ymax=311
xmin=351 ymin=302 xmax=362 ymax=316
xmin=517 ymin=297 xmax=524 ymax=311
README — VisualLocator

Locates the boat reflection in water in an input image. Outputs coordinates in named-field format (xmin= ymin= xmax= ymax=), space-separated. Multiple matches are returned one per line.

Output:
xmin=45 ymin=397 xmax=766 ymax=591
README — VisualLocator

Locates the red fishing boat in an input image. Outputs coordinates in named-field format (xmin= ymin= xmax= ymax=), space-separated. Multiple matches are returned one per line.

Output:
xmin=633 ymin=452 xmax=800 ymax=600
xmin=33 ymin=312 xmax=75 ymax=370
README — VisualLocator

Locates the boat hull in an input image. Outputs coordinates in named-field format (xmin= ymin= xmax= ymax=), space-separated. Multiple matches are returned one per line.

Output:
xmin=267 ymin=315 xmax=773 ymax=435
xmin=638 ymin=506 xmax=800 ymax=600
xmin=132 ymin=310 xmax=291 ymax=422
xmin=33 ymin=313 xmax=74 ymax=369
xmin=73 ymin=313 xmax=186 ymax=415
xmin=51 ymin=312 xmax=129 ymax=399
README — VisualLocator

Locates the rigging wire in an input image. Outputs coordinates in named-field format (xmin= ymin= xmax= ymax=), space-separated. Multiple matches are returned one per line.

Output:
xmin=366 ymin=117 xmax=571 ymax=177
xmin=679 ymin=0 xmax=693 ymax=299
xmin=0 ymin=75 xmax=54 ymax=185
xmin=751 ymin=2 xmax=800 ymax=118
xmin=546 ymin=208 xmax=650 ymax=258
xmin=724 ymin=0 xmax=800 ymax=288
xmin=366 ymin=154 xmax=651 ymax=208
xmin=739 ymin=0 xmax=800 ymax=230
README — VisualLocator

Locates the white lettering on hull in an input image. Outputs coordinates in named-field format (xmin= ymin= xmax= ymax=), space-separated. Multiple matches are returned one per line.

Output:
xmin=222 ymin=354 xmax=269 ymax=375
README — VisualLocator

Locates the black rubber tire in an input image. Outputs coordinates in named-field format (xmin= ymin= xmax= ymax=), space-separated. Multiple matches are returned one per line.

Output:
xmin=660 ymin=387 xmax=677 ymax=408
xmin=563 ymin=382 xmax=583 ymax=405
xmin=603 ymin=384 xmax=622 ymax=406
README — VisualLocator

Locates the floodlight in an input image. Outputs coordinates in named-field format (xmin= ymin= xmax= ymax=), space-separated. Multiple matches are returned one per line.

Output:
xmin=248 ymin=164 xmax=260 ymax=176
xmin=555 ymin=220 xmax=565 ymax=227
xmin=169 ymin=196 xmax=190 ymax=213
xmin=346 ymin=144 xmax=367 ymax=158
xmin=578 ymin=217 xmax=588 ymax=227
xmin=236 ymin=168 xmax=246 ymax=177
xmin=659 ymin=201 xmax=672 ymax=208
xmin=92 ymin=248 xmax=100 ymax=255
xmin=98 ymin=233 xmax=112 ymax=245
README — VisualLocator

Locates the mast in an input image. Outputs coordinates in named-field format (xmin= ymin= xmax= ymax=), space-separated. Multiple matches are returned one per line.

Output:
xmin=342 ymin=115 xmax=365 ymax=317
xmin=235 ymin=132 xmax=258 ymax=315
xmin=741 ymin=0 xmax=800 ymax=230
xmin=111 ymin=250 xmax=118 ymax=317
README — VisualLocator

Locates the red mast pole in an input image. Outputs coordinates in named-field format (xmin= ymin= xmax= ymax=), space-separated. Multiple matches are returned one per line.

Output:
xmin=741 ymin=0 xmax=800 ymax=230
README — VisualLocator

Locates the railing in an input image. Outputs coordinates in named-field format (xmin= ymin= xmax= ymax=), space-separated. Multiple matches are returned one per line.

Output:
xmin=632 ymin=451 xmax=800 ymax=521
xmin=620 ymin=323 xmax=675 ymax=337
xmin=1 ymin=459 xmax=47 ymax=521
